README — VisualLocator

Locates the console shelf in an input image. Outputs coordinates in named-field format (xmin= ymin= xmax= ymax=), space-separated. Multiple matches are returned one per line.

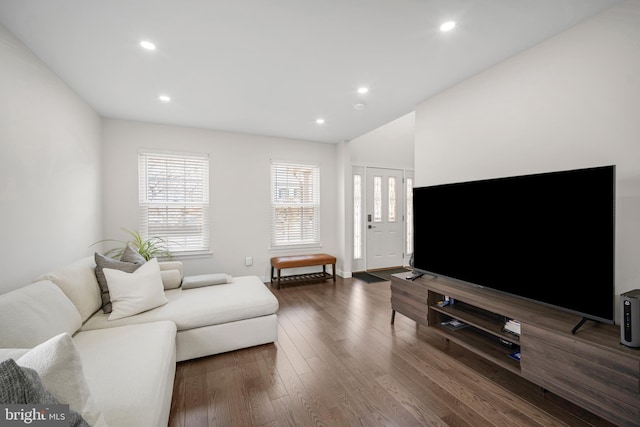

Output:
xmin=432 ymin=321 xmax=522 ymax=374
xmin=431 ymin=302 xmax=519 ymax=344
xmin=430 ymin=301 xmax=521 ymax=374
xmin=390 ymin=273 xmax=640 ymax=427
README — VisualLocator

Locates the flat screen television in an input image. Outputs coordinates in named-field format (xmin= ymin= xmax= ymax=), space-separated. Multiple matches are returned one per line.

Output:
xmin=412 ymin=165 xmax=615 ymax=327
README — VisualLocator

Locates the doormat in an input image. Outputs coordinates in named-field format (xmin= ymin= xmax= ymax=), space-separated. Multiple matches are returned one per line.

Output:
xmin=369 ymin=268 xmax=412 ymax=281
xmin=352 ymin=272 xmax=386 ymax=283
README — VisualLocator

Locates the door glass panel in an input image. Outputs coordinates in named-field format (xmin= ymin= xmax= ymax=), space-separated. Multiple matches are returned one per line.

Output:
xmin=353 ymin=174 xmax=362 ymax=259
xmin=406 ymin=177 xmax=414 ymax=254
xmin=373 ymin=176 xmax=382 ymax=222
xmin=388 ymin=177 xmax=397 ymax=222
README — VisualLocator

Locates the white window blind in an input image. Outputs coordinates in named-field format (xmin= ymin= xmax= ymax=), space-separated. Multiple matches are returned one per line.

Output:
xmin=271 ymin=161 xmax=320 ymax=247
xmin=138 ymin=150 xmax=209 ymax=254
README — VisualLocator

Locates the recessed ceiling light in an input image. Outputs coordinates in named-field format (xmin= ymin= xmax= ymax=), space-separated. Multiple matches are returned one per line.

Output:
xmin=357 ymin=87 xmax=369 ymax=94
xmin=440 ymin=21 xmax=456 ymax=32
xmin=158 ymin=95 xmax=171 ymax=102
xmin=140 ymin=40 xmax=156 ymax=50
xmin=315 ymin=118 xmax=325 ymax=125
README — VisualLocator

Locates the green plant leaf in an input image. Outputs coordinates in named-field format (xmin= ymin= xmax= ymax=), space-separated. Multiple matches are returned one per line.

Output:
xmin=89 ymin=228 xmax=171 ymax=260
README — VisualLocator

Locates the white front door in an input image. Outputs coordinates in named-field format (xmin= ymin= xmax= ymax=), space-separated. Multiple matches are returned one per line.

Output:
xmin=366 ymin=168 xmax=404 ymax=270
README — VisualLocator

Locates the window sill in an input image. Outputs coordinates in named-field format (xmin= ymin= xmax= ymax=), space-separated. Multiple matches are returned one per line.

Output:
xmin=269 ymin=243 xmax=322 ymax=253
xmin=162 ymin=250 xmax=212 ymax=260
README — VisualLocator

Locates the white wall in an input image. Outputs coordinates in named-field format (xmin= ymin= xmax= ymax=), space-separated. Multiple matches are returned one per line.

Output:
xmin=349 ymin=112 xmax=415 ymax=170
xmin=415 ymin=2 xmax=640 ymax=315
xmin=0 ymin=24 xmax=102 ymax=293
xmin=101 ymin=119 xmax=339 ymax=281
xmin=336 ymin=141 xmax=351 ymax=277
xmin=347 ymin=112 xmax=415 ymax=273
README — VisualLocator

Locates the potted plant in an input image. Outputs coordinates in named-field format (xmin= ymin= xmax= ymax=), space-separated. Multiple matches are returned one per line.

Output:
xmin=92 ymin=228 xmax=171 ymax=260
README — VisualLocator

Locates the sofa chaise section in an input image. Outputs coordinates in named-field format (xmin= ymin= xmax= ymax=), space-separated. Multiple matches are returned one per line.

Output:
xmin=81 ymin=275 xmax=279 ymax=361
xmin=36 ymin=256 xmax=279 ymax=361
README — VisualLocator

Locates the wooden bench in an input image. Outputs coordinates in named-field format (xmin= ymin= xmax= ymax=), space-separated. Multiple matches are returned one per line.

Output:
xmin=270 ymin=254 xmax=336 ymax=289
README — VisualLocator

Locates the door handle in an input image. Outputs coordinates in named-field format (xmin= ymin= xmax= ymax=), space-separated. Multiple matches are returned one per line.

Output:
xmin=368 ymin=225 xmax=376 ymax=229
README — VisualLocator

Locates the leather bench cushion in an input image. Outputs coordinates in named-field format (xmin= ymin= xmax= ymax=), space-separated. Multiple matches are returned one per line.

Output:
xmin=80 ymin=275 xmax=279 ymax=332
xmin=271 ymin=254 xmax=336 ymax=269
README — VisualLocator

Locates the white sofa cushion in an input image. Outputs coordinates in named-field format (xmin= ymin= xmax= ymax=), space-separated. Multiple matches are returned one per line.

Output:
xmin=94 ymin=252 xmax=143 ymax=314
xmin=17 ymin=333 xmax=105 ymax=426
xmin=176 ymin=314 xmax=278 ymax=361
xmin=73 ymin=321 xmax=176 ymax=427
xmin=81 ymin=275 xmax=279 ymax=332
xmin=36 ymin=256 xmax=102 ymax=323
xmin=160 ymin=269 xmax=182 ymax=289
xmin=0 ymin=281 xmax=82 ymax=348
xmin=159 ymin=261 xmax=183 ymax=290
xmin=104 ymin=258 xmax=168 ymax=320
xmin=0 ymin=348 xmax=29 ymax=362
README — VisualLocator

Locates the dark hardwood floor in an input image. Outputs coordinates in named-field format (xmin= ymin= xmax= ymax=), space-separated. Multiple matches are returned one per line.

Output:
xmin=169 ymin=277 xmax=616 ymax=427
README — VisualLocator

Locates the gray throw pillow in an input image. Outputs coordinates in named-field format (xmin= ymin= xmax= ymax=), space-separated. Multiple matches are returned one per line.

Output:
xmin=120 ymin=244 xmax=147 ymax=264
xmin=0 ymin=359 xmax=88 ymax=427
xmin=94 ymin=252 xmax=143 ymax=313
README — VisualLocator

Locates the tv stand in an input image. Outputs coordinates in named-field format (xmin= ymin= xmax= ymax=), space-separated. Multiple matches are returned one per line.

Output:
xmin=571 ymin=317 xmax=589 ymax=334
xmin=405 ymin=272 xmax=424 ymax=281
xmin=390 ymin=273 xmax=640 ymax=427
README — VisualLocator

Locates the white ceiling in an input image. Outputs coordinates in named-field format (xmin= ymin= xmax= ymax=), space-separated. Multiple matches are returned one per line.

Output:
xmin=0 ymin=0 xmax=621 ymax=143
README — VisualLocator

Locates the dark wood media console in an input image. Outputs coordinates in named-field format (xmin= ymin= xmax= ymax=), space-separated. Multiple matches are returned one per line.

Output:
xmin=390 ymin=273 xmax=640 ymax=427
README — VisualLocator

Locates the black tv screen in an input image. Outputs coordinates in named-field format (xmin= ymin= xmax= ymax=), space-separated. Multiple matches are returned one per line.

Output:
xmin=413 ymin=165 xmax=615 ymax=324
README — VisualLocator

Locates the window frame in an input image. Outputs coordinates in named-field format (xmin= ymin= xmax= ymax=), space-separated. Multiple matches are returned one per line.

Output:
xmin=138 ymin=149 xmax=210 ymax=256
xmin=270 ymin=160 xmax=321 ymax=249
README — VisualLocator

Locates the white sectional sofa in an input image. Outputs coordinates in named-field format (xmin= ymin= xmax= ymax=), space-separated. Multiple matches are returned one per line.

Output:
xmin=0 ymin=256 xmax=279 ymax=426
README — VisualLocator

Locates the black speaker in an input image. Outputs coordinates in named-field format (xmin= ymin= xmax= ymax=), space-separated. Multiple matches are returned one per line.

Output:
xmin=621 ymin=289 xmax=640 ymax=348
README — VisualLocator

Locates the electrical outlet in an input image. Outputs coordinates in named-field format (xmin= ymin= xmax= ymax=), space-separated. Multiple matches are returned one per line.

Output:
xmin=245 ymin=256 xmax=253 ymax=266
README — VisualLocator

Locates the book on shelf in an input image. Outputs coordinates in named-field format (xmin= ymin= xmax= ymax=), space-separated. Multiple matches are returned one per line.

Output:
xmin=502 ymin=318 xmax=521 ymax=336
xmin=508 ymin=351 xmax=521 ymax=362
xmin=441 ymin=319 xmax=468 ymax=330
xmin=436 ymin=295 xmax=455 ymax=308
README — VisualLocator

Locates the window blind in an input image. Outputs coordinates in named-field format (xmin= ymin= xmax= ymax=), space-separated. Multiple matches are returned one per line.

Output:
xmin=138 ymin=150 xmax=209 ymax=254
xmin=271 ymin=161 xmax=320 ymax=247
